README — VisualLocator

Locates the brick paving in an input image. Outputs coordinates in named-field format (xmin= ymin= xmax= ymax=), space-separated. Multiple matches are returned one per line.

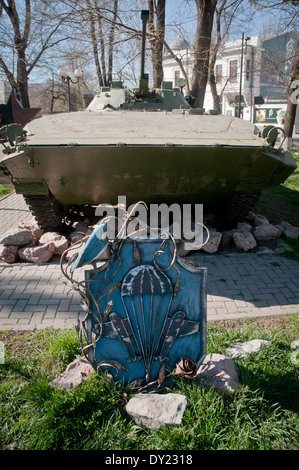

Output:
xmin=0 ymin=192 xmax=34 ymax=236
xmin=0 ymin=192 xmax=298 ymax=330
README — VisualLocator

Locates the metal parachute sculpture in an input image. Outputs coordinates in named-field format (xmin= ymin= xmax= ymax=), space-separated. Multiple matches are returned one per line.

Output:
xmin=62 ymin=217 xmax=207 ymax=387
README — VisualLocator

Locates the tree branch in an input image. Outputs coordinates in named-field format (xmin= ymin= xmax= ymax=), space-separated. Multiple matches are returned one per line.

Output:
xmin=23 ymin=0 xmax=31 ymax=44
xmin=26 ymin=13 xmax=72 ymax=75
xmin=0 ymin=55 xmax=17 ymax=89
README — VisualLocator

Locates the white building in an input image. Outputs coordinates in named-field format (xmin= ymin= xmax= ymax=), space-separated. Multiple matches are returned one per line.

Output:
xmin=206 ymin=35 xmax=262 ymax=122
xmin=163 ymin=31 xmax=297 ymax=127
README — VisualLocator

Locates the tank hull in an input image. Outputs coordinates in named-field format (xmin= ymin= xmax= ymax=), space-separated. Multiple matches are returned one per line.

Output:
xmin=0 ymin=111 xmax=297 ymax=232
xmin=1 ymin=142 xmax=296 ymax=207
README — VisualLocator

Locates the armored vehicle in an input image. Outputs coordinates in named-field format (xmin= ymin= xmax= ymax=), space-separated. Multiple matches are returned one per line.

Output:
xmin=0 ymin=11 xmax=297 ymax=232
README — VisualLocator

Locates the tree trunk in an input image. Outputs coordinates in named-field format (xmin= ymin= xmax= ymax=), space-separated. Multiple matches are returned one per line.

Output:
xmin=148 ymin=0 xmax=166 ymax=88
xmin=209 ymin=57 xmax=220 ymax=111
xmin=17 ymin=46 xmax=30 ymax=107
xmin=0 ymin=0 xmax=31 ymax=107
xmin=86 ymin=0 xmax=118 ymax=87
xmin=191 ymin=0 xmax=218 ymax=108
xmin=0 ymin=57 xmax=18 ymax=91
xmin=98 ymin=18 xmax=107 ymax=86
xmin=284 ymin=36 xmax=299 ymax=148
xmin=209 ymin=33 xmax=220 ymax=111
xmin=108 ymin=0 xmax=118 ymax=84
xmin=208 ymin=1 xmax=226 ymax=112
xmin=86 ymin=0 xmax=104 ymax=87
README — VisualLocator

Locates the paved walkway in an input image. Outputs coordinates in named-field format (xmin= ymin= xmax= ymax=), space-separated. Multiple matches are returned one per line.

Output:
xmin=0 ymin=192 xmax=298 ymax=330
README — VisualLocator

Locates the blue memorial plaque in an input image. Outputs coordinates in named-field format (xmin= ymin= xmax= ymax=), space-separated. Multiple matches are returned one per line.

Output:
xmin=65 ymin=226 xmax=207 ymax=385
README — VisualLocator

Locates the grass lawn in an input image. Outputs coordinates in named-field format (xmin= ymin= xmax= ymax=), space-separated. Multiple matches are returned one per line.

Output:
xmin=0 ymin=150 xmax=298 ymax=452
xmin=254 ymin=149 xmax=299 ymax=227
xmin=254 ymin=149 xmax=299 ymax=261
xmin=0 ymin=314 xmax=298 ymax=451
xmin=0 ymin=184 xmax=12 ymax=198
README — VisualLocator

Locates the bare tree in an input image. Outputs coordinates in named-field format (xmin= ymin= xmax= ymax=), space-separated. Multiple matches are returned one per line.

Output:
xmin=83 ymin=0 xmax=118 ymax=87
xmin=0 ymin=0 xmax=32 ymax=107
xmin=208 ymin=0 xmax=226 ymax=111
xmin=190 ymin=0 xmax=218 ymax=108
xmin=0 ymin=0 xmax=71 ymax=108
xmin=108 ymin=0 xmax=118 ymax=83
xmin=148 ymin=0 xmax=166 ymax=88
xmin=208 ymin=0 xmax=248 ymax=112
xmin=250 ymin=0 xmax=299 ymax=141
xmin=284 ymin=37 xmax=299 ymax=145
xmin=83 ymin=3 xmax=190 ymax=90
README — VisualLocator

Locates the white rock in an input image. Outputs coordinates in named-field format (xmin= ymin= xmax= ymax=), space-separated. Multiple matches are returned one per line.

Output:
xmin=253 ymin=224 xmax=283 ymax=241
xmin=0 ymin=228 xmax=33 ymax=246
xmin=279 ymin=221 xmax=299 ymax=239
xmin=220 ymin=229 xmax=238 ymax=247
xmin=18 ymin=222 xmax=43 ymax=243
xmin=254 ymin=214 xmax=269 ymax=226
xmin=49 ymin=356 xmax=94 ymax=391
xmin=126 ymin=393 xmax=187 ymax=430
xmin=18 ymin=242 xmax=55 ymax=263
xmin=237 ymin=222 xmax=253 ymax=232
xmin=201 ymin=231 xmax=222 ymax=253
xmin=233 ymin=231 xmax=257 ymax=251
xmin=196 ymin=353 xmax=241 ymax=396
xmin=38 ymin=232 xmax=69 ymax=255
xmin=0 ymin=244 xmax=18 ymax=263
xmin=226 ymin=339 xmax=270 ymax=358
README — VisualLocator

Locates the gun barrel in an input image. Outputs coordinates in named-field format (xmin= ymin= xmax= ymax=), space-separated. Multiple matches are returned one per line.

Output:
xmin=140 ymin=10 xmax=149 ymax=79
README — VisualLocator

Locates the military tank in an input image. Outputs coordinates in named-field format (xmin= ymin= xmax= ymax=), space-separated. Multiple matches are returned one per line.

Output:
xmin=0 ymin=10 xmax=297 ymax=232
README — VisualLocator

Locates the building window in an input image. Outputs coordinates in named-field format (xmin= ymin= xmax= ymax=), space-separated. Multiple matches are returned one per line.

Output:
xmin=229 ymin=60 xmax=238 ymax=82
xmin=174 ymin=70 xmax=180 ymax=87
xmin=246 ymin=59 xmax=251 ymax=81
xmin=215 ymin=64 xmax=222 ymax=83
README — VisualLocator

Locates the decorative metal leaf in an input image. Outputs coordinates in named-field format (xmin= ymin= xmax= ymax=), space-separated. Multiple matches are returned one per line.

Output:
xmin=109 ymin=360 xmax=128 ymax=372
xmin=158 ymin=363 xmax=167 ymax=386
xmin=133 ymin=242 xmax=141 ymax=263
xmin=103 ymin=300 xmax=114 ymax=318
xmin=172 ymin=357 xmax=197 ymax=377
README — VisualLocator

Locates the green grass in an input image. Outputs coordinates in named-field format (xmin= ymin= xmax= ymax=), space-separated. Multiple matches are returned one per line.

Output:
xmin=0 ymin=315 xmax=298 ymax=450
xmin=285 ymin=150 xmax=299 ymax=194
xmin=254 ymin=150 xmax=299 ymax=227
xmin=0 ymin=184 xmax=12 ymax=198
xmin=253 ymin=149 xmax=299 ymax=261
xmin=280 ymin=237 xmax=299 ymax=261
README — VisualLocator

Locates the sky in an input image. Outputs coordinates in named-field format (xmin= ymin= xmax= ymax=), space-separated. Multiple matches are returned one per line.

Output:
xmin=164 ymin=0 xmax=298 ymax=45
xmin=6 ymin=0 xmax=297 ymax=87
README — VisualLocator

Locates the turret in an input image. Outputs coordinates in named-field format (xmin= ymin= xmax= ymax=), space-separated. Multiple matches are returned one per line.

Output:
xmin=86 ymin=9 xmax=192 ymax=112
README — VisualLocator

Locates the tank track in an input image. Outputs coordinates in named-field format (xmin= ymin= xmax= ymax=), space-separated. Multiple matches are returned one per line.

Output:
xmin=24 ymin=194 xmax=65 ymax=232
xmin=217 ymin=191 xmax=261 ymax=229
